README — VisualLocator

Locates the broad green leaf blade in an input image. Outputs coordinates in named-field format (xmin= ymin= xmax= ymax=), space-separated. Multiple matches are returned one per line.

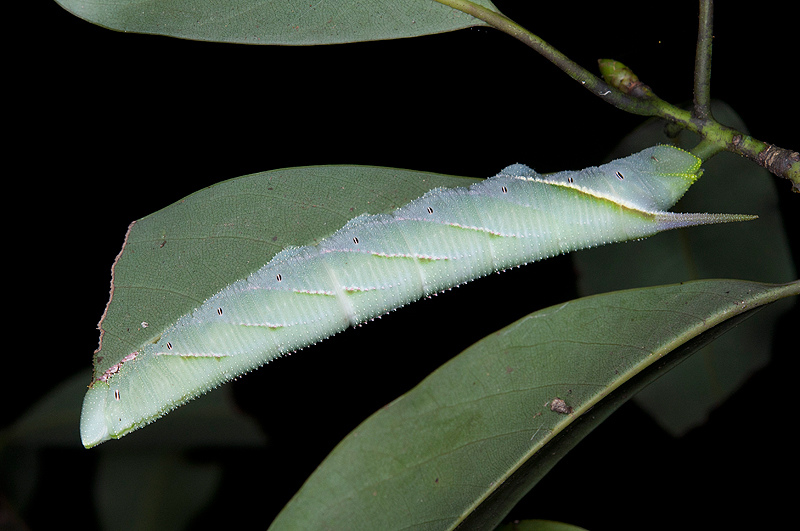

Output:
xmin=269 ymin=279 xmax=799 ymax=530
xmin=90 ymin=166 xmax=480 ymax=382
xmin=54 ymin=0 xmax=499 ymax=45
xmin=0 ymin=371 xmax=266 ymax=530
xmin=575 ymin=101 xmax=796 ymax=435
xmin=94 ymin=451 xmax=221 ymax=531
xmin=496 ymin=520 xmax=588 ymax=531
xmin=85 ymin=166 xmax=480 ymax=445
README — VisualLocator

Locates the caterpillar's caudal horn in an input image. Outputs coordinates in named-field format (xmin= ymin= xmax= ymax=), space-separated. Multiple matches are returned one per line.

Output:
xmin=655 ymin=212 xmax=757 ymax=231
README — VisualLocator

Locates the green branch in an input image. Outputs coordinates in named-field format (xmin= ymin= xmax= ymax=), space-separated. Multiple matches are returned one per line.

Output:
xmin=433 ymin=0 xmax=656 ymax=116
xmin=693 ymin=0 xmax=714 ymax=121
xmin=434 ymin=0 xmax=799 ymax=191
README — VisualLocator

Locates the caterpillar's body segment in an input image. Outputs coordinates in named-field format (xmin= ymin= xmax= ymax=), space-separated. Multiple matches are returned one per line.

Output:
xmin=81 ymin=145 xmax=755 ymax=447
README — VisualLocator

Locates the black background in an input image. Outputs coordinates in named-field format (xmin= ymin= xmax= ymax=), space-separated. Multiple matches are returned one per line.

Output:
xmin=7 ymin=1 xmax=799 ymax=529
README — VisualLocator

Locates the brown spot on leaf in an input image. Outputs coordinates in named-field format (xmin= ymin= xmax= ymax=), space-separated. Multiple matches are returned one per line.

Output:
xmin=550 ymin=398 xmax=573 ymax=415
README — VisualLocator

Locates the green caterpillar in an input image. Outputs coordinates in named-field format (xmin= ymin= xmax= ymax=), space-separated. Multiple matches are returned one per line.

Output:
xmin=81 ymin=145 xmax=755 ymax=447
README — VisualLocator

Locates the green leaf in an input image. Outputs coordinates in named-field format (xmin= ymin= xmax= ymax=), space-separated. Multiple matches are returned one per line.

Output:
xmin=0 ymin=371 xmax=266 ymax=528
xmin=94 ymin=451 xmax=221 ymax=531
xmin=54 ymin=0 xmax=499 ymax=45
xmin=269 ymin=279 xmax=799 ymax=530
xmin=574 ymin=101 xmax=797 ymax=435
xmin=86 ymin=166 xmax=479 ymax=437
xmin=91 ymin=166 xmax=479 ymax=382
xmin=496 ymin=520 xmax=589 ymax=531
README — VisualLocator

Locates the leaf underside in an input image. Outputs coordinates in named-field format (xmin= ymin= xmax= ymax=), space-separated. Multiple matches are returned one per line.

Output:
xmin=91 ymin=166 xmax=481 ymax=383
xmin=54 ymin=0 xmax=500 ymax=45
xmin=269 ymin=279 xmax=799 ymax=530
